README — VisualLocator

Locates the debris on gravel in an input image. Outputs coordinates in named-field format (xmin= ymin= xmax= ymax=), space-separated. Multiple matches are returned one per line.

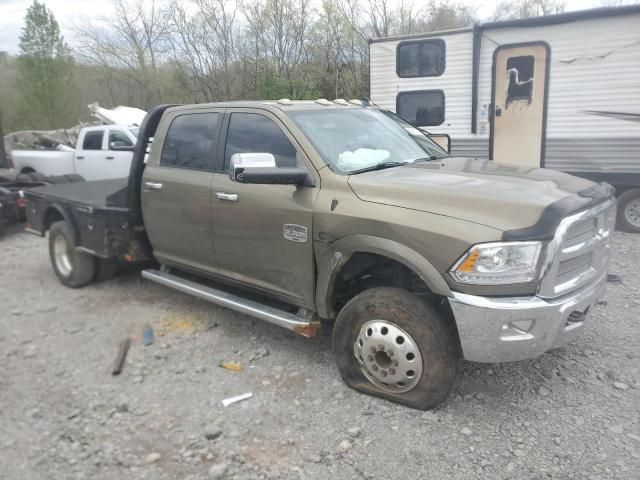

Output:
xmin=1 ymin=229 xmax=639 ymax=479
xmin=337 ymin=439 xmax=353 ymax=453
xmin=207 ymin=462 xmax=228 ymax=479
xmin=145 ymin=452 xmax=162 ymax=463
xmin=204 ymin=425 xmax=223 ymax=441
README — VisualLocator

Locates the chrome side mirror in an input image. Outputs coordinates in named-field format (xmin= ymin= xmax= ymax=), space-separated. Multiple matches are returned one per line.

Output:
xmin=229 ymin=153 xmax=277 ymax=182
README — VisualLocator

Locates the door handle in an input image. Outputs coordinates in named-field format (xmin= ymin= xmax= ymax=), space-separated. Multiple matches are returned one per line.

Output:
xmin=76 ymin=156 xmax=84 ymax=160
xmin=216 ymin=192 xmax=238 ymax=202
xmin=144 ymin=182 xmax=163 ymax=190
xmin=106 ymin=156 xmax=114 ymax=160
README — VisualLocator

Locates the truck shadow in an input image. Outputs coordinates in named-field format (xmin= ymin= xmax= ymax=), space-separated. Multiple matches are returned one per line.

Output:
xmin=101 ymin=269 xmax=593 ymax=411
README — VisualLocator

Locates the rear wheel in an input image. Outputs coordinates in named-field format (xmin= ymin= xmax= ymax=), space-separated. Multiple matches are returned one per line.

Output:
xmin=332 ymin=287 xmax=458 ymax=410
xmin=44 ymin=175 xmax=68 ymax=184
xmin=94 ymin=259 xmax=118 ymax=282
xmin=49 ymin=221 xmax=95 ymax=287
xmin=28 ymin=172 xmax=48 ymax=182
xmin=617 ymin=189 xmax=640 ymax=233
xmin=63 ymin=174 xmax=85 ymax=183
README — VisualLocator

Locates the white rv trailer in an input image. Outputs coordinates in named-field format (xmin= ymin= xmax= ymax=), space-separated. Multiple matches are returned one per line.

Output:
xmin=369 ymin=5 xmax=640 ymax=231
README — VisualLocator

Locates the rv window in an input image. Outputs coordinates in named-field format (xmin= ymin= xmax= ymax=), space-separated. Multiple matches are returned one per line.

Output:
xmin=397 ymin=39 xmax=446 ymax=78
xmin=506 ymin=55 xmax=534 ymax=106
xmin=396 ymin=90 xmax=445 ymax=126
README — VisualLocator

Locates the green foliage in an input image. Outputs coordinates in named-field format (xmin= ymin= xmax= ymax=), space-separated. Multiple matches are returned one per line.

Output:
xmin=491 ymin=0 xmax=566 ymax=20
xmin=424 ymin=1 xmax=475 ymax=31
xmin=15 ymin=1 xmax=81 ymax=130
xmin=257 ymin=70 xmax=295 ymax=99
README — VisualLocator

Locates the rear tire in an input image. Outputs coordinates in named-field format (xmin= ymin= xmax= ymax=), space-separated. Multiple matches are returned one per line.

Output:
xmin=63 ymin=174 xmax=85 ymax=183
xmin=616 ymin=189 xmax=640 ymax=233
xmin=332 ymin=287 xmax=458 ymax=410
xmin=94 ymin=259 xmax=118 ymax=282
xmin=44 ymin=175 xmax=68 ymax=184
xmin=28 ymin=172 xmax=48 ymax=182
xmin=49 ymin=221 xmax=95 ymax=288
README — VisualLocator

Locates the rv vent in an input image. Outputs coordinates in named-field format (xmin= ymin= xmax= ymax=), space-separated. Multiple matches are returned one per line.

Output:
xmin=277 ymin=98 xmax=293 ymax=105
xmin=315 ymin=98 xmax=332 ymax=106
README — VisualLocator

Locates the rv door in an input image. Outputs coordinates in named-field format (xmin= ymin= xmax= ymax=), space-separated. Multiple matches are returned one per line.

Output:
xmin=490 ymin=43 xmax=549 ymax=167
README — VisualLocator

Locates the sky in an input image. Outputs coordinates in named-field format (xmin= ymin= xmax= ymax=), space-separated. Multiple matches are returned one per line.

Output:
xmin=0 ymin=0 xmax=615 ymax=55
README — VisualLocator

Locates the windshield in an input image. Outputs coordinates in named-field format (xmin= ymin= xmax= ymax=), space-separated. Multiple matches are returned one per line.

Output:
xmin=288 ymin=108 xmax=448 ymax=174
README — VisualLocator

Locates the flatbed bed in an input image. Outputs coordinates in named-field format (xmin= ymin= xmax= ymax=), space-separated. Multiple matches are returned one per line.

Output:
xmin=23 ymin=105 xmax=166 ymax=260
xmin=26 ymin=178 xmax=130 ymax=211
xmin=25 ymin=178 xmax=149 ymax=260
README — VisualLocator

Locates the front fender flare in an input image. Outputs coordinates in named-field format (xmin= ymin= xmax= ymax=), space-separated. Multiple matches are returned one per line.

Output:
xmin=315 ymin=235 xmax=452 ymax=318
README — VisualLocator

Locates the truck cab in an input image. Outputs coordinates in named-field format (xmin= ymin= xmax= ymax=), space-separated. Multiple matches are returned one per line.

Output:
xmin=72 ymin=126 xmax=138 ymax=181
xmin=24 ymin=100 xmax=616 ymax=410
xmin=10 ymin=124 xmax=138 ymax=181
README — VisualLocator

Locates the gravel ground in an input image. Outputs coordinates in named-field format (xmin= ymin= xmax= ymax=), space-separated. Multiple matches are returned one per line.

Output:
xmin=1 ymin=226 xmax=639 ymax=480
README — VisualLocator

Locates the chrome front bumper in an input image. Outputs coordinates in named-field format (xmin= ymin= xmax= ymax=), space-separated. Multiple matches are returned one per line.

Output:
xmin=449 ymin=273 xmax=607 ymax=363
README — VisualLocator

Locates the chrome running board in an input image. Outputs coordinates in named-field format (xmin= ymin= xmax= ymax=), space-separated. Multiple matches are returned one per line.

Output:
xmin=141 ymin=269 xmax=320 ymax=337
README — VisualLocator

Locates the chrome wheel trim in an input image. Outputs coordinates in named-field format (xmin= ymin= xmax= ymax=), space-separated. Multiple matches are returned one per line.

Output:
xmin=354 ymin=319 xmax=423 ymax=394
xmin=624 ymin=199 xmax=640 ymax=228
xmin=53 ymin=234 xmax=73 ymax=277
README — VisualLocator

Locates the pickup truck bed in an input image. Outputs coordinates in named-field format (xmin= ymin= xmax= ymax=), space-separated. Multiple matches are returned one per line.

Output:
xmin=25 ymin=178 xmax=150 ymax=260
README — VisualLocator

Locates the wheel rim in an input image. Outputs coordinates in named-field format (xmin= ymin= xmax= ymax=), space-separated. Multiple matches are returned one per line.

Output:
xmin=353 ymin=319 xmax=423 ymax=394
xmin=624 ymin=199 xmax=640 ymax=228
xmin=53 ymin=234 xmax=73 ymax=277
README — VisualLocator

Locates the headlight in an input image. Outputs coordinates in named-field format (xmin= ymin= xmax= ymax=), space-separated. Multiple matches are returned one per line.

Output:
xmin=450 ymin=241 xmax=542 ymax=285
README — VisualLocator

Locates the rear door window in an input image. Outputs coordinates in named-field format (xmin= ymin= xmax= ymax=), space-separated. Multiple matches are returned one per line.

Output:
xmin=160 ymin=113 xmax=221 ymax=170
xmin=82 ymin=131 xmax=104 ymax=150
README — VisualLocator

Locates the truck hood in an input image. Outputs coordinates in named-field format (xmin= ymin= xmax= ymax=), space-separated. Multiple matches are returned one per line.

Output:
xmin=347 ymin=157 xmax=597 ymax=232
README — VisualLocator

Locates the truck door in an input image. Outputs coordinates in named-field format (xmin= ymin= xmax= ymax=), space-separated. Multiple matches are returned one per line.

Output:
xmin=491 ymin=43 xmax=549 ymax=167
xmin=75 ymin=129 xmax=106 ymax=180
xmin=105 ymin=128 xmax=136 ymax=178
xmin=141 ymin=108 xmax=224 ymax=272
xmin=210 ymin=109 xmax=318 ymax=309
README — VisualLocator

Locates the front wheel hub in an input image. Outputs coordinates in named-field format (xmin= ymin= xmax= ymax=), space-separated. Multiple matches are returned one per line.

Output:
xmin=354 ymin=320 xmax=423 ymax=393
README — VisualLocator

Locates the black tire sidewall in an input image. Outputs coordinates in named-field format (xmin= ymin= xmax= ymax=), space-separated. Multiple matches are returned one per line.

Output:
xmin=63 ymin=174 xmax=86 ymax=183
xmin=48 ymin=221 xmax=95 ymax=288
xmin=616 ymin=189 xmax=640 ymax=233
xmin=332 ymin=287 xmax=458 ymax=410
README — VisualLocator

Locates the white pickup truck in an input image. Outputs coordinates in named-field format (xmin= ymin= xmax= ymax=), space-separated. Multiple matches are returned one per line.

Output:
xmin=11 ymin=125 xmax=139 ymax=181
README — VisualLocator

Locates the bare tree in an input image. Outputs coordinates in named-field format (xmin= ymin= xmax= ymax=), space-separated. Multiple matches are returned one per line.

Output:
xmin=167 ymin=0 xmax=240 ymax=101
xmin=72 ymin=0 xmax=172 ymax=107
xmin=243 ymin=0 xmax=313 ymax=97
xmin=491 ymin=0 xmax=566 ymax=21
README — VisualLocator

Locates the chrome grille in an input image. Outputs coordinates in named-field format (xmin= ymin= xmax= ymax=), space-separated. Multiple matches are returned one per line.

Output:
xmin=563 ymin=218 xmax=596 ymax=249
xmin=556 ymin=252 xmax=592 ymax=285
xmin=538 ymin=199 xmax=616 ymax=299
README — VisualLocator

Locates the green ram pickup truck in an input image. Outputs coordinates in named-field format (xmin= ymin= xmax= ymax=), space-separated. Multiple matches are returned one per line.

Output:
xmin=24 ymin=100 xmax=616 ymax=409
